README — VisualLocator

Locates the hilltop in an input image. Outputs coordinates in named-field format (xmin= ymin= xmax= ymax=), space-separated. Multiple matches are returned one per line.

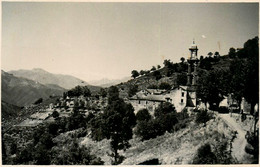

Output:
xmin=115 ymin=53 xmax=232 ymax=98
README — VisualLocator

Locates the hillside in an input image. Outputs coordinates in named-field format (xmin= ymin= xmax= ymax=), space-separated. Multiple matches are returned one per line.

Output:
xmin=9 ymin=68 xmax=89 ymax=89
xmin=116 ymin=55 xmax=231 ymax=98
xmin=1 ymin=101 xmax=21 ymax=123
xmin=79 ymin=113 xmax=238 ymax=165
xmin=1 ymin=70 xmax=66 ymax=107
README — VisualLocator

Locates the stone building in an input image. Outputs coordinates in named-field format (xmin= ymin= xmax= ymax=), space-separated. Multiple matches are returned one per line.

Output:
xmin=129 ymin=40 xmax=199 ymax=114
xmin=129 ymin=86 xmax=189 ymax=114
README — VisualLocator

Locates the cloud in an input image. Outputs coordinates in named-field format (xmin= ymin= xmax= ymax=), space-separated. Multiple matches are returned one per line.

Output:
xmin=202 ymin=35 xmax=206 ymax=39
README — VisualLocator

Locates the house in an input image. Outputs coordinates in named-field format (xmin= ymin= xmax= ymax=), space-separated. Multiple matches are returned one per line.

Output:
xmin=129 ymin=86 xmax=192 ymax=114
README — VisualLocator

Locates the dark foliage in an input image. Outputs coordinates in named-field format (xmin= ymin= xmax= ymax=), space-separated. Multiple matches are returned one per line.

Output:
xmin=176 ymin=72 xmax=187 ymax=86
xmin=158 ymin=82 xmax=171 ymax=90
xmin=147 ymin=84 xmax=158 ymax=89
xmin=131 ymin=70 xmax=139 ymax=79
xmin=90 ymin=86 xmax=136 ymax=164
xmin=67 ymin=85 xmax=91 ymax=97
xmin=195 ymin=109 xmax=211 ymax=126
xmin=34 ymin=98 xmax=43 ymax=105
xmin=99 ymin=88 xmax=107 ymax=97
xmin=128 ymin=84 xmax=138 ymax=97
xmin=192 ymin=143 xmax=217 ymax=164
xmin=136 ymin=109 xmax=151 ymax=122
xmin=136 ymin=102 xmax=179 ymax=140
xmin=153 ymin=70 xmax=162 ymax=80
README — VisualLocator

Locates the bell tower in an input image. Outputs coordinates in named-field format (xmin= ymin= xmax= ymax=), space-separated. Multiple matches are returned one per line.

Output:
xmin=187 ymin=39 xmax=199 ymax=87
xmin=186 ymin=39 xmax=199 ymax=108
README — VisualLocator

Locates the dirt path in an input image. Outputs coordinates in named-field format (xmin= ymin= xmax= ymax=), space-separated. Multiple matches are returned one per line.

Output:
xmin=219 ymin=114 xmax=254 ymax=163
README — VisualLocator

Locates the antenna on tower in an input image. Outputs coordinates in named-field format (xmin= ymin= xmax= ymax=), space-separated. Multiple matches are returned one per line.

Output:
xmin=193 ymin=38 xmax=195 ymax=44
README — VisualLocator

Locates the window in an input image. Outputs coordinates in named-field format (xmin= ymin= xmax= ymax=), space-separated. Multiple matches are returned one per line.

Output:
xmin=182 ymin=92 xmax=184 ymax=97
xmin=139 ymin=100 xmax=140 ymax=104
xmin=181 ymin=99 xmax=184 ymax=103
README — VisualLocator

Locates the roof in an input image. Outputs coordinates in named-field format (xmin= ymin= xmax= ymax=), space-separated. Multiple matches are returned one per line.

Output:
xmin=146 ymin=89 xmax=167 ymax=95
xmin=171 ymin=85 xmax=188 ymax=91
xmin=189 ymin=40 xmax=198 ymax=50
xmin=130 ymin=94 xmax=165 ymax=102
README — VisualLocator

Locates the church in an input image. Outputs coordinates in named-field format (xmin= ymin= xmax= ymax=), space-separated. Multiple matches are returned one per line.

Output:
xmin=129 ymin=40 xmax=199 ymax=114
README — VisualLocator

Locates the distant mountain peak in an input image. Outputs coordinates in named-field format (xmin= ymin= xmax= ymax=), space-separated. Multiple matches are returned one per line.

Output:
xmin=8 ymin=68 xmax=90 ymax=89
xmin=32 ymin=68 xmax=48 ymax=73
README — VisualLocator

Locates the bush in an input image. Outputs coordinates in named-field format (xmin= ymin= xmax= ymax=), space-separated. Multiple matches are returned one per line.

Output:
xmin=135 ymin=119 xmax=164 ymax=141
xmin=192 ymin=143 xmax=217 ymax=164
xmin=52 ymin=110 xmax=59 ymax=119
xmin=195 ymin=109 xmax=211 ymax=126
xmin=218 ymin=106 xmax=229 ymax=113
xmin=136 ymin=102 xmax=178 ymax=140
xmin=147 ymin=84 xmax=158 ymax=89
xmin=136 ymin=109 xmax=151 ymax=122
xmin=158 ymin=82 xmax=171 ymax=90
xmin=34 ymin=98 xmax=43 ymax=105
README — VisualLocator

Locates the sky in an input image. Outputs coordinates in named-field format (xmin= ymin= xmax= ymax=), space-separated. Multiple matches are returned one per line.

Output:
xmin=2 ymin=2 xmax=259 ymax=82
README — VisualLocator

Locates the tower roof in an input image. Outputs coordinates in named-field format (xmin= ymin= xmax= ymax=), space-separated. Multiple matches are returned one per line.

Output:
xmin=189 ymin=39 xmax=198 ymax=50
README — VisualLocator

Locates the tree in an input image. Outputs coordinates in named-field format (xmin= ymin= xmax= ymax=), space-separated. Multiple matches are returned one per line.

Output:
xmin=102 ymin=86 xmax=136 ymax=164
xmin=195 ymin=109 xmax=211 ymax=126
xmin=34 ymin=98 xmax=43 ymax=105
xmin=163 ymin=59 xmax=172 ymax=68
xmin=99 ymin=88 xmax=107 ymax=98
xmin=108 ymin=86 xmax=119 ymax=104
xmin=128 ymin=84 xmax=138 ymax=97
xmin=139 ymin=70 xmax=145 ymax=76
xmin=176 ymin=72 xmax=187 ymax=86
xmin=214 ymin=51 xmax=220 ymax=58
xmin=229 ymin=58 xmax=247 ymax=112
xmin=154 ymin=102 xmax=178 ymax=132
xmin=208 ymin=52 xmax=213 ymax=58
xmin=52 ymin=110 xmax=60 ymax=119
xmin=136 ymin=109 xmax=151 ymax=122
xmin=153 ymin=71 xmax=162 ymax=80
xmin=82 ymin=86 xmax=91 ymax=97
xmin=151 ymin=66 xmax=156 ymax=71
xmin=180 ymin=57 xmax=185 ymax=63
xmin=157 ymin=65 xmax=161 ymax=69
xmin=131 ymin=70 xmax=139 ymax=79
xmin=228 ymin=48 xmax=236 ymax=58
xmin=196 ymin=70 xmax=227 ymax=109
xmin=193 ymin=143 xmax=217 ymax=164
xmin=158 ymin=82 xmax=171 ymax=90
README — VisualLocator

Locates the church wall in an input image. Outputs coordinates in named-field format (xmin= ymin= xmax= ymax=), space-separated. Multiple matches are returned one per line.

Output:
xmin=166 ymin=88 xmax=187 ymax=113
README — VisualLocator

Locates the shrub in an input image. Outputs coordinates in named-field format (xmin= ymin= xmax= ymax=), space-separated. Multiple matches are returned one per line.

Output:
xmin=218 ymin=106 xmax=229 ymax=113
xmin=136 ymin=102 xmax=178 ymax=140
xmin=136 ymin=109 xmax=151 ymax=122
xmin=147 ymin=84 xmax=158 ymax=89
xmin=195 ymin=109 xmax=211 ymax=126
xmin=135 ymin=119 xmax=164 ymax=141
xmin=192 ymin=143 xmax=217 ymax=164
xmin=158 ymin=82 xmax=171 ymax=90
xmin=52 ymin=110 xmax=59 ymax=119
xmin=34 ymin=98 xmax=43 ymax=105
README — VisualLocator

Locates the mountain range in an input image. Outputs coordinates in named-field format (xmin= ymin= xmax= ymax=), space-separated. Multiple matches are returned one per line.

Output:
xmin=9 ymin=68 xmax=88 ymax=89
xmin=1 ymin=70 xmax=66 ymax=107
xmin=2 ymin=68 xmax=103 ymax=107
xmin=88 ymin=77 xmax=131 ymax=88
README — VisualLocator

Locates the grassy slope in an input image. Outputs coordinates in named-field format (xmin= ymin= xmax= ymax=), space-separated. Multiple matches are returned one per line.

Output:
xmin=80 ymin=113 xmax=235 ymax=165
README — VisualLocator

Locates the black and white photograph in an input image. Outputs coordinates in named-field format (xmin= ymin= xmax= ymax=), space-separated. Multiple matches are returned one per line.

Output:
xmin=1 ymin=1 xmax=259 ymax=165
